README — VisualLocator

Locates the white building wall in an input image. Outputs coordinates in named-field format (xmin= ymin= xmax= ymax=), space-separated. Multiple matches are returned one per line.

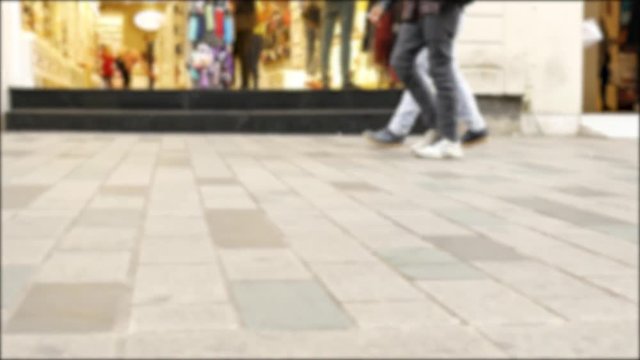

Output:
xmin=458 ymin=1 xmax=584 ymax=135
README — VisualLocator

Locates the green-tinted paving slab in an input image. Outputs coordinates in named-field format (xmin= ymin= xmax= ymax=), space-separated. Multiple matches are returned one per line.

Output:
xmin=231 ymin=280 xmax=352 ymax=330
xmin=2 ymin=266 xmax=35 ymax=309
xmin=395 ymin=262 xmax=487 ymax=280
xmin=378 ymin=247 xmax=458 ymax=265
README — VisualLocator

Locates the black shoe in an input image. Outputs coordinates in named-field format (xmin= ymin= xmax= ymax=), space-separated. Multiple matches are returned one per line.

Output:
xmin=462 ymin=129 xmax=489 ymax=147
xmin=364 ymin=128 xmax=405 ymax=146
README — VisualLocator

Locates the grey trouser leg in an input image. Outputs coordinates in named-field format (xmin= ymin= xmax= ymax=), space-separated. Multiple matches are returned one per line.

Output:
xmin=391 ymin=5 xmax=462 ymax=141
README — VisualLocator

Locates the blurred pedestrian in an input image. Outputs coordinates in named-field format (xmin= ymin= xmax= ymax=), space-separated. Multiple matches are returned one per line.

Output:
xmin=321 ymin=0 xmax=357 ymax=89
xmin=365 ymin=3 xmax=488 ymax=148
xmin=99 ymin=45 xmax=115 ymax=89
xmin=371 ymin=0 xmax=473 ymax=159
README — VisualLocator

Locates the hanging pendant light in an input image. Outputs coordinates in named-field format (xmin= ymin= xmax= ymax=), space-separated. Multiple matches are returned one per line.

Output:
xmin=134 ymin=8 xmax=164 ymax=32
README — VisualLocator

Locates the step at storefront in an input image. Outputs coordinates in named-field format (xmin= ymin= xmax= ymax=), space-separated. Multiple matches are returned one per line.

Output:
xmin=7 ymin=89 xmax=521 ymax=134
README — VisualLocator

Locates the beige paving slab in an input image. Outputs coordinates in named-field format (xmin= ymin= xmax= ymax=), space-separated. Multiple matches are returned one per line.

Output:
xmin=417 ymin=279 xmax=564 ymax=325
xmin=133 ymin=264 xmax=228 ymax=305
xmin=1 ymin=334 xmax=119 ymax=358
xmin=2 ymin=240 xmax=55 ymax=265
xmin=35 ymin=252 xmax=131 ymax=284
xmin=130 ymin=303 xmax=238 ymax=333
xmin=311 ymin=262 xmax=425 ymax=302
xmin=220 ymin=249 xmax=311 ymax=280
xmin=139 ymin=238 xmax=217 ymax=264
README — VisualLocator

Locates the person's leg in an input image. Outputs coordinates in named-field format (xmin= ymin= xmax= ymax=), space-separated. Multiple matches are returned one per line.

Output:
xmin=340 ymin=1 xmax=355 ymax=87
xmin=387 ymin=90 xmax=422 ymax=136
xmin=390 ymin=23 xmax=434 ymax=130
xmin=305 ymin=25 xmax=315 ymax=73
xmin=321 ymin=4 xmax=339 ymax=87
xmin=421 ymin=6 xmax=462 ymax=141
xmin=251 ymin=34 xmax=263 ymax=90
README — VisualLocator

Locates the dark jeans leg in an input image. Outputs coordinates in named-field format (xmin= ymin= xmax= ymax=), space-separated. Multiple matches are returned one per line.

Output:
xmin=321 ymin=4 xmax=339 ymax=86
xmin=340 ymin=1 xmax=355 ymax=86
xmin=390 ymin=23 xmax=436 ymax=130
xmin=237 ymin=31 xmax=252 ymax=90
xmin=421 ymin=6 xmax=462 ymax=140
xmin=250 ymin=35 xmax=263 ymax=90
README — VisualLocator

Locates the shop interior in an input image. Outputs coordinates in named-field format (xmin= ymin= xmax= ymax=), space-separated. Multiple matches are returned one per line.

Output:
xmin=19 ymin=0 xmax=392 ymax=91
xmin=583 ymin=0 xmax=638 ymax=112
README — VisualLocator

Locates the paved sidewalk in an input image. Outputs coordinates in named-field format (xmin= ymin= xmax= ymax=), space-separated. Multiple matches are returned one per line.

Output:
xmin=1 ymin=133 xmax=638 ymax=358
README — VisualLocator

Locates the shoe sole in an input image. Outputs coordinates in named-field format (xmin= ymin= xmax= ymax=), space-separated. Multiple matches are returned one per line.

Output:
xmin=462 ymin=136 xmax=488 ymax=148
xmin=364 ymin=134 xmax=404 ymax=147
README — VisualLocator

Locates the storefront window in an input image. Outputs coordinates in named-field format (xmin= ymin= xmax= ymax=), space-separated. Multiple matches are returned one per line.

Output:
xmin=19 ymin=0 xmax=398 ymax=91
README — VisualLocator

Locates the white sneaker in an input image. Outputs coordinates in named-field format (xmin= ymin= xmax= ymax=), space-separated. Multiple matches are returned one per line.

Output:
xmin=413 ymin=138 xmax=464 ymax=159
xmin=410 ymin=130 xmax=438 ymax=152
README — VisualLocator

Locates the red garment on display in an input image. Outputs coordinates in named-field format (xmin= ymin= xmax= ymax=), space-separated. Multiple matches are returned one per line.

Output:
xmin=101 ymin=54 xmax=115 ymax=77
xmin=373 ymin=11 xmax=393 ymax=68
xmin=215 ymin=8 xmax=225 ymax=38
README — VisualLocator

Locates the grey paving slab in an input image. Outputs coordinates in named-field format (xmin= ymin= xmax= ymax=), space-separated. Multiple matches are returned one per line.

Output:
xmin=2 ymin=185 xmax=48 ymax=209
xmin=206 ymin=210 xmax=284 ymax=248
xmin=504 ymin=196 xmax=634 ymax=228
xmin=396 ymin=262 xmax=488 ymax=280
xmin=591 ymin=224 xmax=639 ymax=243
xmin=425 ymin=236 xmax=524 ymax=261
xmin=5 ymin=283 xmax=128 ymax=333
xmin=436 ymin=207 xmax=508 ymax=228
xmin=378 ymin=246 xmax=459 ymax=265
xmin=231 ymin=280 xmax=352 ymax=330
xmin=554 ymin=185 xmax=615 ymax=197
xmin=331 ymin=181 xmax=382 ymax=192
xmin=2 ymin=266 xmax=36 ymax=310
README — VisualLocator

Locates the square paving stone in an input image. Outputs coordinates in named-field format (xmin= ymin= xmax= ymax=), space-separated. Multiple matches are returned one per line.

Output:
xmin=436 ymin=208 xmax=507 ymax=228
xmin=100 ymin=185 xmax=148 ymax=197
xmin=2 ymin=334 xmax=119 ymax=358
xmin=344 ymin=301 xmax=460 ymax=328
xmin=130 ymin=303 xmax=238 ymax=332
xmin=2 ymin=240 xmax=55 ymax=265
xmin=206 ymin=210 xmax=284 ymax=248
xmin=76 ymin=209 xmax=143 ymax=229
xmin=554 ymin=186 xmax=613 ymax=197
xmin=425 ymin=236 xmax=523 ymax=261
xmin=504 ymin=197 xmax=633 ymax=228
xmin=378 ymin=246 xmax=458 ymax=265
xmin=395 ymin=262 xmax=487 ymax=280
xmin=220 ymin=249 xmax=311 ymax=280
xmin=331 ymin=182 xmax=381 ymax=192
xmin=139 ymin=239 xmax=217 ymax=264
xmin=144 ymin=216 xmax=209 ymax=237
xmin=200 ymin=185 xmax=257 ymax=210
xmin=6 ymin=283 xmax=128 ymax=333
xmin=36 ymin=251 xmax=131 ymax=283
xmin=133 ymin=264 xmax=228 ymax=305
xmin=591 ymin=224 xmax=639 ymax=243
xmin=60 ymin=227 xmax=138 ymax=251
xmin=157 ymin=153 xmax=190 ymax=167
xmin=2 ymin=185 xmax=48 ymax=209
xmin=2 ymin=266 xmax=35 ymax=309
xmin=231 ymin=280 xmax=352 ymax=330
xmin=311 ymin=263 xmax=424 ymax=302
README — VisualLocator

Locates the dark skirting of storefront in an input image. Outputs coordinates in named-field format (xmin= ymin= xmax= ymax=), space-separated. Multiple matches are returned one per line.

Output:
xmin=6 ymin=89 xmax=521 ymax=134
